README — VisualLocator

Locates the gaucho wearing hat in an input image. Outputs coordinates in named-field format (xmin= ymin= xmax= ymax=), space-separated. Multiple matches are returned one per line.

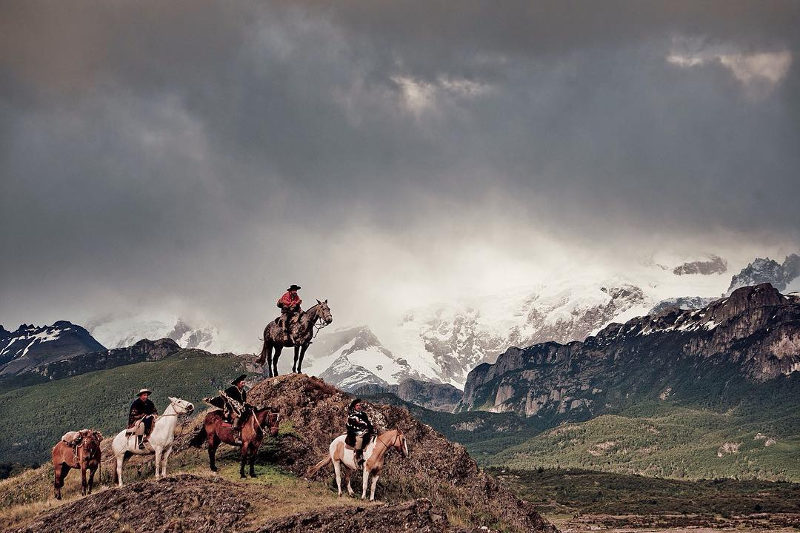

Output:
xmin=277 ymin=284 xmax=302 ymax=343
xmin=128 ymin=387 xmax=158 ymax=449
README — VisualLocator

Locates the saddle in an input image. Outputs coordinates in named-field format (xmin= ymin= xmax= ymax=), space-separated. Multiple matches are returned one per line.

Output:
xmin=61 ymin=430 xmax=83 ymax=448
xmin=125 ymin=418 xmax=151 ymax=436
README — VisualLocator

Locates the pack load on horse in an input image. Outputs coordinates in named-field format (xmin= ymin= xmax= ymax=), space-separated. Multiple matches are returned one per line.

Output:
xmin=204 ymin=374 xmax=249 ymax=444
xmin=307 ymin=418 xmax=410 ymax=501
xmin=127 ymin=388 xmax=158 ymax=449
xmin=346 ymin=398 xmax=374 ymax=469
xmin=256 ymin=286 xmax=333 ymax=377
xmin=112 ymin=395 xmax=194 ymax=486
xmin=52 ymin=429 xmax=103 ymax=500
xmin=192 ymin=376 xmax=280 ymax=478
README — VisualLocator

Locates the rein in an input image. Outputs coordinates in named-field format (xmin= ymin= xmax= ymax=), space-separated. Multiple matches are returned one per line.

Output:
xmin=371 ymin=431 xmax=400 ymax=459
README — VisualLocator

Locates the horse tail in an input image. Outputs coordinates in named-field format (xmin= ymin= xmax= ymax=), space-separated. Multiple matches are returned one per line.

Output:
xmin=189 ymin=426 xmax=207 ymax=448
xmin=256 ymin=333 xmax=269 ymax=366
xmin=305 ymin=455 xmax=331 ymax=479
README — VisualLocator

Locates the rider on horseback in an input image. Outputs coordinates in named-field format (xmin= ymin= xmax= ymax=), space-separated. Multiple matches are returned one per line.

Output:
xmin=206 ymin=374 xmax=249 ymax=445
xmin=128 ymin=388 xmax=158 ymax=450
xmin=345 ymin=398 xmax=374 ymax=469
xmin=277 ymin=284 xmax=302 ymax=343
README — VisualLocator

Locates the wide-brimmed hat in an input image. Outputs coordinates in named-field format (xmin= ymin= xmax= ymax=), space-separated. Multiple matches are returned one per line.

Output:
xmin=231 ymin=374 xmax=247 ymax=385
xmin=348 ymin=398 xmax=363 ymax=410
xmin=287 ymin=284 xmax=301 ymax=291
xmin=137 ymin=388 xmax=152 ymax=396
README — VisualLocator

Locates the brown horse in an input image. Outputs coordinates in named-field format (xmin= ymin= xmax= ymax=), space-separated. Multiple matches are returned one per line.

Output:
xmin=51 ymin=430 xmax=103 ymax=500
xmin=256 ymin=300 xmax=333 ymax=377
xmin=190 ymin=406 xmax=280 ymax=478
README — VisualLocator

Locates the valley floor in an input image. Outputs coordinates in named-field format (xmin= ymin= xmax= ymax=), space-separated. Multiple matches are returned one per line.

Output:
xmin=549 ymin=512 xmax=800 ymax=532
xmin=492 ymin=468 xmax=800 ymax=532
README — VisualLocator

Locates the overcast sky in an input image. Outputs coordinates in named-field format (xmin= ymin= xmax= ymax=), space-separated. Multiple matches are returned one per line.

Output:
xmin=2 ymin=1 xmax=799 ymax=344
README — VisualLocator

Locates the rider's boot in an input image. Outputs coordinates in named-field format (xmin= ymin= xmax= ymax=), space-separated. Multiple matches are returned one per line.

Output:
xmin=356 ymin=449 xmax=365 ymax=470
xmin=232 ymin=419 xmax=243 ymax=445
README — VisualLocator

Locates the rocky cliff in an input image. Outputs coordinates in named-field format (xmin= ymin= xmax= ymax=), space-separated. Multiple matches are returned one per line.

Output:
xmin=461 ymin=284 xmax=800 ymax=420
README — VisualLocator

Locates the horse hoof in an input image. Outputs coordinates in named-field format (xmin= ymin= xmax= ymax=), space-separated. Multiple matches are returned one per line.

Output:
xmin=210 ymin=467 xmax=218 ymax=472
xmin=249 ymin=473 xmax=257 ymax=478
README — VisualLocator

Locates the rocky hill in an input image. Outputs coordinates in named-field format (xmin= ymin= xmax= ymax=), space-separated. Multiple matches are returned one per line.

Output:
xmin=247 ymin=374 xmax=554 ymax=531
xmin=461 ymin=284 xmax=800 ymax=420
xmin=0 ymin=321 xmax=105 ymax=376
xmin=3 ymin=374 xmax=556 ymax=532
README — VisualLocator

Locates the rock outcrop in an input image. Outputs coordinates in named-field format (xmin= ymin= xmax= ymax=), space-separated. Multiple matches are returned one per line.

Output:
xmin=247 ymin=374 xmax=556 ymax=532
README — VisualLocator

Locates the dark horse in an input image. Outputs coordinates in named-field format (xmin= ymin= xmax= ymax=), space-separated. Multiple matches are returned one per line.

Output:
xmin=256 ymin=299 xmax=332 ymax=377
xmin=51 ymin=429 xmax=103 ymax=500
xmin=190 ymin=406 xmax=280 ymax=478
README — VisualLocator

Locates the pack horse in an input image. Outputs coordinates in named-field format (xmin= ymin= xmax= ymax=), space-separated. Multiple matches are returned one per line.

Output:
xmin=51 ymin=429 xmax=103 ymax=499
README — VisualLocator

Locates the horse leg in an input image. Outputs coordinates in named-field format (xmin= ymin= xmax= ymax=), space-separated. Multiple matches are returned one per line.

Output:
xmin=272 ymin=346 xmax=283 ymax=377
xmin=239 ymin=445 xmax=248 ymax=479
xmin=249 ymin=449 xmax=257 ymax=478
xmin=369 ymin=470 xmax=380 ymax=501
xmin=53 ymin=463 xmax=66 ymax=500
xmin=333 ymin=460 xmax=343 ymax=497
xmin=161 ymin=447 xmax=173 ymax=477
xmin=154 ymin=447 xmax=163 ymax=479
xmin=266 ymin=342 xmax=274 ymax=378
xmin=361 ymin=468 xmax=370 ymax=499
xmin=345 ymin=470 xmax=354 ymax=496
xmin=297 ymin=343 xmax=309 ymax=374
xmin=80 ymin=465 xmax=88 ymax=496
xmin=292 ymin=345 xmax=300 ymax=373
xmin=208 ymin=442 xmax=218 ymax=472
xmin=88 ymin=464 xmax=96 ymax=495
xmin=116 ymin=455 xmax=125 ymax=487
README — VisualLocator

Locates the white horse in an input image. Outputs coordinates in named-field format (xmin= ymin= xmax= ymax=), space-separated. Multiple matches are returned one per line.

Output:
xmin=112 ymin=397 xmax=194 ymax=486
xmin=307 ymin=429 xmax=409 ymax=501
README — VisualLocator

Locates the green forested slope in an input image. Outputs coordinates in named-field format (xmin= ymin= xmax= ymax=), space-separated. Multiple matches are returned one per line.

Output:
xmin=0 ymin=350 xmax=248 ymax=464
xmin=488 ymin=403 xmax=800 ymax=481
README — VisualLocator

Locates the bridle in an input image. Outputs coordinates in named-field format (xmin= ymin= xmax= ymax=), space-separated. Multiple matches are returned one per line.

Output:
xmin=373 ymin=431 xmax=404 ymax=456
xmin=310 ymin=304 xmax=332 ymax=339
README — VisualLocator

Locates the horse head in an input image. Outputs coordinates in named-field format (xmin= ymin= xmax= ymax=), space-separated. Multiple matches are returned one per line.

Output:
xmin=390 ymin=430 xmax=410 ymax=458
xmin=168 ymin=397 xmax=195 ymax=415
xmin=80 ymin=429 xmax=103 ymax=458
xmin=315 ymin=299 xmax=333 ymax=325
xmin=256 ymin=406 xmax=281 ymax=436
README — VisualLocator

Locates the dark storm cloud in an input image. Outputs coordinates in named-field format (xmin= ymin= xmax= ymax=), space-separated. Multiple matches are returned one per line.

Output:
xmin=1 ymin=1 xmax=799 ymax=332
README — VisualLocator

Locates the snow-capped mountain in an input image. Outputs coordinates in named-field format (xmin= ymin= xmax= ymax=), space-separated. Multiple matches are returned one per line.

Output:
xmin=726 ymin=254 xmax=800 ymax=295
xmin=305 ymin=256 xmax=738 ymax=390
xmin=87 ymin=314 xmax=221 ymax=352
xmin=0 ymin=321 xmax=105 ymax=376
xmin=304 ymin=326 xmax=428 ymax=391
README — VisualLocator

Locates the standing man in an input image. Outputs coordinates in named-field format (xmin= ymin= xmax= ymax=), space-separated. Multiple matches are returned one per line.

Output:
xmin=128 ymin=388 xmax=158 ymax=450
xmin=277 ymin=284 xmax=302 ymax=343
